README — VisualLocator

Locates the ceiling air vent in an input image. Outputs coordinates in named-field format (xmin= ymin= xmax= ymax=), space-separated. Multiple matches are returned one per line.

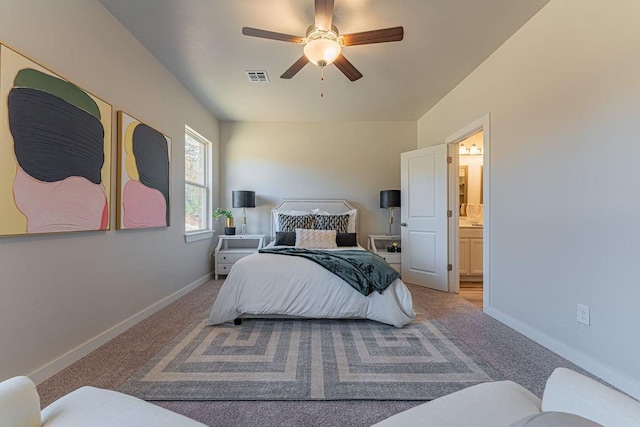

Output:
xmin=245 ymin=70 xmax=270 ymax=83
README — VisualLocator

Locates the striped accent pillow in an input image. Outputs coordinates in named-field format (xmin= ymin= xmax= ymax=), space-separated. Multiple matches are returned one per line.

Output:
xmin=295 ymin=229 xmax=337 ymax=249
xmin=314 ymin=214 xmax=350 ymax=233
xmin=278 ymin=214 xmax=314 ymax=232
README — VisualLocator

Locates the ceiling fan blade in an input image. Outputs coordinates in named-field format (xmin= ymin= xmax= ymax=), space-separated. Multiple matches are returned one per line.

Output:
xmin=315 ymin=0 xmax=334 ymax=31
xmin=280 ymin=55 xmax=310 ymax=79
xmin=333 ymin=54 xmax=363 ymax=81
xmin=242 ymin=27 xmax=303 ymax=44
xmin=341 ymin=26 xmax=404 ymax=46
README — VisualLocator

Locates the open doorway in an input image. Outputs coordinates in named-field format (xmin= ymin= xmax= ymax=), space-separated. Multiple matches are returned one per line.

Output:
xmin=446 ymin=113 xmax=490 ymax=311
xmin=458 ymin=131 xmax=484 ymax=308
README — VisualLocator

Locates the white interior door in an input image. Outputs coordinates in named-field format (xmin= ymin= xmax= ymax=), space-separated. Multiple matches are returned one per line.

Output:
xmin=400 ymin=145 xmax=448 ymax=291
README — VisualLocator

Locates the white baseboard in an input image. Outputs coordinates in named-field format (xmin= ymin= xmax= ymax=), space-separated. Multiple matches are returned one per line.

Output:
xmin=485 ymin=306 xmax=640 ymax=400
xmin=30 ymin=273 xmax=212 ymax=385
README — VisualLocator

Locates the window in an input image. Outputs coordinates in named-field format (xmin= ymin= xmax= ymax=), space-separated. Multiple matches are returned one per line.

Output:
xmin=184 ymin=126 xmax=212 ymax=236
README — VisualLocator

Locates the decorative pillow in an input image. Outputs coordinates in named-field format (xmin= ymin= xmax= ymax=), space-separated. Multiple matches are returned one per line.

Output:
xmin=273 ymin=210 xmax=310 ymax=232
xmin=278 ymin=214 xmax=314 ymax=232
xmin=310 ymin=208 xmax=357 ymax=232
xmin=336 ymin=232 xmax=358 ymax=247
xmin=274 ymin=231 xmax=296 ymax=246
xmin=508 ymin=412 xmax=603 ymax=427
xmin=314 ymin=213 xmax=350 ymax=233
xmin=295 ymin=229 xmax=337 ymax=249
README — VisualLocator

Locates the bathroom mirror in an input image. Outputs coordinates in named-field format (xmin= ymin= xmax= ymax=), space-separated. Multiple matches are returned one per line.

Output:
xmin=459 ymin=166 xmax=468 ymax=216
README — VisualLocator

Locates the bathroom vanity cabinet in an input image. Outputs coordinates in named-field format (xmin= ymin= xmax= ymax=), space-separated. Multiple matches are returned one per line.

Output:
xmin=460 ymin=226 xmax=483 ymax=281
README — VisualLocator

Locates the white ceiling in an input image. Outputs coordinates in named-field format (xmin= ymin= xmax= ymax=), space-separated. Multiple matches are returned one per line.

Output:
xmin=97 ymin=0 xmax=550 ymax=122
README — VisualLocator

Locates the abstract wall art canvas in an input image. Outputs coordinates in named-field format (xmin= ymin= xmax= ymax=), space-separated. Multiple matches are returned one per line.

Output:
xmin=0 ymin=44 xmax=112 ymax=236
xmin=116 ymin=111 xmax=171 ymax=229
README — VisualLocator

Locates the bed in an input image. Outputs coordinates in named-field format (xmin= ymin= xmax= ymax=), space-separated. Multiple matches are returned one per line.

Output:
xmin=207 ymin=199 xmax=415 ymax=328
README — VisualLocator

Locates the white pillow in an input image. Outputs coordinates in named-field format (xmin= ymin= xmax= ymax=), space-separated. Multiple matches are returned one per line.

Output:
xmin=295 ymin=228 xmax=337 ymax=249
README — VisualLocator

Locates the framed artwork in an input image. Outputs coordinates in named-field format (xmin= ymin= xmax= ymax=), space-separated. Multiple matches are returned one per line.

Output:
xmin=0 ymin=44 xmax=112 ymax=236
xmin=116 ymin=111 xmax=171 ymax=229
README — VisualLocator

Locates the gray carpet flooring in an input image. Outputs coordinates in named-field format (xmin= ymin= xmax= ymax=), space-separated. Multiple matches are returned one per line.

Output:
xmin=117 ymin=317 xmax=503 ymax=401
xmin=37 ymin=280 xmax=588 ymax=427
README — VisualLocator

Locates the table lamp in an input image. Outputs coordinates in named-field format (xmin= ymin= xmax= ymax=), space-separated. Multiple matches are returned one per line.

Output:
xmin=232 ymin=190 xmax=255 ymax=235
xmin=231 ymin=190 xmax=256 ymax=235
xmin=380 ymin=190 xmax=401 ymax=236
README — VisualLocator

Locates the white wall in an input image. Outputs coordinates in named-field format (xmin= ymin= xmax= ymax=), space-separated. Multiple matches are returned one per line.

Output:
xmin=220 ymin=121 xmax=416 ymax=242
xmin=0 ymin=0 xmax=219 ymax=382
xmin=417 ymin=0 xmax=640 ymax=397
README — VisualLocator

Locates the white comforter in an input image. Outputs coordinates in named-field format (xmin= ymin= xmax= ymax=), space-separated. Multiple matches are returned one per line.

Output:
xmin=207 ymin=247 xmax=415 ymax=328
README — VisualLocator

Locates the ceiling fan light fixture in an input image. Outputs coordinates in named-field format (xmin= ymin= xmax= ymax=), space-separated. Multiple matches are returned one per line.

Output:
xmin=242 ymin=2 xmax=404 ymax=81
xmin=304 ymin=38 xmax=341 ymax=66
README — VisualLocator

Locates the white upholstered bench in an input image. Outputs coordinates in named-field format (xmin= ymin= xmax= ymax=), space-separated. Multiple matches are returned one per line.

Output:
xmin=373 ymin=368 xmax=640 ymax=427
xmin=0 ymin=376 xmax=205 ymax=427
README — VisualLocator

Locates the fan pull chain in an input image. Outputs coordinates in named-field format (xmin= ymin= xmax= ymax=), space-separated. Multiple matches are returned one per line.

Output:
xmin=320 ymin=66 xmax=324 ymax=98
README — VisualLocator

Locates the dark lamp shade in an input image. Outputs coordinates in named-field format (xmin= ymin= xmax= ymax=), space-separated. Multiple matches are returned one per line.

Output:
xmin=232 ymin=190 xmax=255 ymax=208
xmin=380 ymin=190 xmax=401 ymax=208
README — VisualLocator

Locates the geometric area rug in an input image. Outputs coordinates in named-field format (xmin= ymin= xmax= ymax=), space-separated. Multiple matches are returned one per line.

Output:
xmin=118 ymin=318 xmax=502 ymax=401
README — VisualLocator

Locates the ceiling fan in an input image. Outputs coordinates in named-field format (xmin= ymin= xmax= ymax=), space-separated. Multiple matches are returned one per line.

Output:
xmin=241 ymin=0 xmax=404 ymax=82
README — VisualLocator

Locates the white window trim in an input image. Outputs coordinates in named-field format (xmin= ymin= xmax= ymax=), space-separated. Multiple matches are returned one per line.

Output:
xmin=184 ymin=230 xmax=214 ymax=243
xmin=184 ymin=125 xmax=215 ymax=242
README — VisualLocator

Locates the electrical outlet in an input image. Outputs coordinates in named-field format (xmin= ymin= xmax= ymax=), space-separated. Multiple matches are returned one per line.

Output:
xmin=577 ymin=304 xmax=590 ymax=326
xmin=208 ymin=251 xmax=214 ymax=261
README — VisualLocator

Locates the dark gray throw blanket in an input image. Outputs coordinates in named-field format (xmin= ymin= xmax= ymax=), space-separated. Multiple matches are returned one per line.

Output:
xmin=258 ymin=248 xmax=400 ymax=296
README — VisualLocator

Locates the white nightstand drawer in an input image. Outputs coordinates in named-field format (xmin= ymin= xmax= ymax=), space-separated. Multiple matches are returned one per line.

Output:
xmin=378 ymin=252 xmax=401 ymax=264
xmin=216 ymin=263 xmax=234 ymax=275
xmin=216 ymin=252 xmax=250 ymax=264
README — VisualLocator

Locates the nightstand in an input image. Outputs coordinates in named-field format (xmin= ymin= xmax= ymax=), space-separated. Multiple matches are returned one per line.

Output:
xmin=368 ymin=234 xmax=401 ymax=273
xmin=214 ymin=234 xmax=265 ymax=280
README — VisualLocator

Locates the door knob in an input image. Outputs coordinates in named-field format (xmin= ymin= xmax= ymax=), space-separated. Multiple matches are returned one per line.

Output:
xmin=400 ymin=222 xmax=408 ymax=227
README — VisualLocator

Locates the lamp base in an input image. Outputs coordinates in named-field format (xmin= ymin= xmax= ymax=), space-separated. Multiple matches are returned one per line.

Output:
xmin=387 ymin=246 xmax=401 ymax=253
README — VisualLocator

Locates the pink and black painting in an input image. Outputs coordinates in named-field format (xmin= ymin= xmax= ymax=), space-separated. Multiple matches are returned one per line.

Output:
xmin=0 ymin=44 xmax=112 ymax=236
xmin=116 ymin=111 xmax=171 ymax=229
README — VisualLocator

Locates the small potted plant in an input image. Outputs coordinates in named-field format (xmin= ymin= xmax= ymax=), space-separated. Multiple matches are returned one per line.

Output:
xmin=213 ymin=208 xmax=235 ymax=235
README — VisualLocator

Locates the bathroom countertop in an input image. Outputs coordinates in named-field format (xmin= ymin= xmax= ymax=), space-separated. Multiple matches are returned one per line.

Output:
xmin=460 ymin=224 xmax=483 ymax=228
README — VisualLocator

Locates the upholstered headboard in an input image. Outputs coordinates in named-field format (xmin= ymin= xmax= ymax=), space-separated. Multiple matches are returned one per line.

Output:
xmin=270 ymin=198 xmax=358 ymax=239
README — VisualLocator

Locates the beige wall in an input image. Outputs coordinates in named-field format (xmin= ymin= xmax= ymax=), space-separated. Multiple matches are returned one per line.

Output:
xmin=220 ymin=121 xmax=416 ymax=242
xmin=0 ymin=0 xmax=219 ymax=382
xmin=418 ymin=0 xmax=640 ymax=397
